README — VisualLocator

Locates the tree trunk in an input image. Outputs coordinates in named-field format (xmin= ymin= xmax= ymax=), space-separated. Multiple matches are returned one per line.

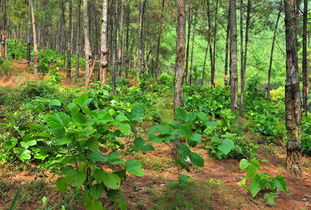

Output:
xmin=117 ymin=0 xmax=125 ymax=77
xmin=111 ymin=0 xmax=118 ymax=94
xmin=155 ymin=0 xmax=166 ymax=79
xmin=224 ymin=4 xmax=231 ymax=86
xmin=174 ymin=0 xmax=186 ymax=110
xmin=189 ymin=12 xmax=196 ymax=85
xmin=100 ymin=0 xmax=108 ymax=84
xmin=302 ymin=0 xmax=308 ymax=115
xmin=201 ymin=45 xmax=209 ymax=86
xmin=83 ymin=0 xmax=93 ymax=87
xmin=2 ymin=0 xmax=8 ymax=57
xmin=284 ymin=0 xmax=302 ymax=176
xmin=184 ymin=6 xmax=192 ymax=83
xmin=229 ymin=0 xmax=238 ymax=111
xmin=29 ymin=0 xmax=39 ymax=76
xmin=75 ymin=0 xmax=82 ymax=78
xmin=139 ymin=0 xmax=147 ymax=77
xmin=212 ymin=0 xmax=219 ymax=88
xmin=240 ymin=0 xmax=251 ymax=108
xmin=239 ymin=0 xmax=244 ymax=97
xmin=267 ymin=1 xmax=282 ymax=98
xmin=67 ymin=0 xmax=73 ymax=79
xmin=125 ymin=0 xmax=130 ymax=78
xmin=27 ymin=5 xmax=32 ymax=66
xmin=206 ymin=0 xmax=215 ymax=88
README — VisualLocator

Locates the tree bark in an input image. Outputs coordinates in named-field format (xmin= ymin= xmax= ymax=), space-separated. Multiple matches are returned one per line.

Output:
xmin=139 ymin=0 xmax=147 ymax=77
xmin=75 ymin=0 xmax=82 ymax=78
xmin=125 ymin=0 xmax=130 ymax=78
xmin=212 ymin=0 xmax=219 ymax=88
xmin=229 ymin=0 xmax=238 ymax=111
xmin=224 ymin=4 xmax=231 ymax=86
xmin=29 ymin=0 xmax=39 ymax=76
xmin=100 ymin=0 xmax=108 ymax=84
xmin=267 ymin=1 xmax=282 ymax=98
xmin=111 ymin=0 xmax=118 ymax=94
xmin=302 ymin=0 xmax=308 ymax=115
xmin=118 ymin=0 xmax=125 ymax=77
xmin=189 ymin=11 xmax=196 ymax=85
xmin=201 ymin=45 xmax=209 ymax=86
xmin=174 ymin=0 xmax=186 ymax=110
xmin=67 ymin=0 xmax=73 ymax=79
xmin=155 ymin=0 xmax=166 ymax=79
xmin=83 ymin=0 xmax=93 ymax=86
xmin=284 ymin=0 xmax=302 ymax=176
xmin=184 ymin=6 xmax=192 ymax=83
xmin=240 ymin=0 xmax=251 ymax=108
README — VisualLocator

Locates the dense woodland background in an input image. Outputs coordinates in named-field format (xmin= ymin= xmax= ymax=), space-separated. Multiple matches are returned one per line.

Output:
xmin=0 ymin=0 xmax=310 ymax=209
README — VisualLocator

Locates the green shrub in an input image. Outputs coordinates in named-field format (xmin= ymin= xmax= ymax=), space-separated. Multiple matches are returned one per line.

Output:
xmin=302 ymin=115 xmax=311 ymax=156
xmin=0 ymin=58 xmax=12 ymax=75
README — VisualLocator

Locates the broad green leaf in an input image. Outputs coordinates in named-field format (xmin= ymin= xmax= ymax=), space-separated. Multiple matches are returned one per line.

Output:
xmin=190 ymin=152 xmax=204 ymax=167
xmin=275 ymin=176 xmax=288 ymax=192
xmin=118 ymin=123 xmax=131 ymax=135
xmin=239 ymin=159 xmax=250 ymax=170
xmin=56 ymin=177 xmax=68 ymax=193
xmin=125 ymin=159 xmax=144 ymax=177
xmin=94 ymin=170 xmax=121 ymax=189
xmin=116 ymin=114 xmax=129 ymax=122
xmin=20 ymin=140 xmax=37 ymax=149
xmin=249 ymin=178 xmax=261 ymax=197
xmin=141 ymin=144 xmax=155 ymax=152
xmin=218 ymin=139 xmax=235 ymax=155
xmin=44 ymin=112 xmax=70 ymax=130
xmin=188 ymin=133 xmax=202 ymax=147
xmin=3 ymin=138 xmax=18 ymax=150
xmin=88 ymin=151 xmax=108 ymax=162
xmin=20 ymin=149 xmax=31 ymax=162
xmin=89 ymin=184 xmax=104 ymax=199
xmin=48 ymin=99 xmax=61 ymax=107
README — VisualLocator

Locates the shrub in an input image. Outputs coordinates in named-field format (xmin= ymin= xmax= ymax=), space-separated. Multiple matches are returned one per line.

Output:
xmin=270 ymin=86 xmax=285 ymax=102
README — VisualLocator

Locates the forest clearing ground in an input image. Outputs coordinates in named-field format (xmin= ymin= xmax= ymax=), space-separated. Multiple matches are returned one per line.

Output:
xmin=0 ymin=60 xmax=310 ymax=209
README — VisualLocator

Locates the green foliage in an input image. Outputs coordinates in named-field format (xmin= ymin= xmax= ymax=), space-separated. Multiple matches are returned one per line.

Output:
xmin=205 ymin=133 xmax=257 ymax=160
xmin=239 ymin=159 xmax=288 ymax=206
xmin=7 ymin=39 xmax=27 ymax=59
xmin=0 ymin=58 xmax=13 ymax=75
xmin=302 ymin=115 xmax=311 ymax=156
xmin=42 ymin=94 xmax=150 ymax=209
xmin=149 ymin=108 xmax=204 ymax=170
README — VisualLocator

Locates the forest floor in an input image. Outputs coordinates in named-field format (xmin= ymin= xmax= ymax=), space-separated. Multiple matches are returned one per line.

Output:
xmin=0 ymin=60 xmax=310 ymax=210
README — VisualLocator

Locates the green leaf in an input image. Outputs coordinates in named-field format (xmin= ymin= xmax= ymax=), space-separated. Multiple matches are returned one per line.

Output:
xmin=239 ymin=159 xmax=250 ymax=170
xmin=264 ymin=193 xmax=278 ymax=207
xmin=141 ymin=144 xmax=155 ymax=152
xmin=20 ymin=140 xmax=37 ymax=149
xmin=178 ymin=174 xmax=193 ymax=186
xmin=249 ymin=178 xmax=261 ymax=197
xmin=218 ymin=139 xmax=235 ymax=155
xmin=125 ymin=159 xmax=144 ymax=177
xmin=83 ymin=194 xmax=104 ymax=210
xmin=48 ymin=99 xmax=61 ymax=107
xmin=3 ymin=138 xmax=18 ymax=150
xmin=275 ymin=176 xmax=288 ymax=192
xmin=56 ymin=177 xmax=68 ymax=193
xmin=94 ymin=170 xmax=121 ymax=189
xmin=44 ymin=112 xmax=70 ymax=130
xmin=118 ymin=123 xmax=131 ymax=135
xmin=188 ymin=133 xmax=202 ymax=147
xmin=190 ymin=152 xmax=204 ymax=167
xmin=19 ymin=149 xmax=31 ymax=162
xmin=116 ymin=114 xmax=129 ymax=122
xmin=89 ymin=184 xmax=104 ymax=199
xmin=129 ymin=105 xmax=144 ymax=122
xmin=88 ymin=151 xmax=108 ymax=162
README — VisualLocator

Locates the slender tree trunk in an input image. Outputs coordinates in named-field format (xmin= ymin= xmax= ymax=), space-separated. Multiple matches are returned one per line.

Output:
xmin=189 ymin=12 xmax=196 ymax=86
xmin=83 ymin=0 xmax=93 ymax=86
xmin=139 ymin=0 xmax=147 ymax=77
xmin=302 ymin=0 xmax=308 ymax=115
xmin=29 ymin=0 xmax=39 ymax=76
xmin=212 ymin=0 xmax=219 ymax=88
xmin=100 ymin=0 xmax=108 ymax=84
xmin=240 ymin=0 xmax=251 ymax=108
xmin=67 ymin=0 xmax=73 ymax=79
xmin=229 ymin=0 xmax=238 ymax=111
xmin=27 ymin=6 xmax=32 ymax=66
xmin=118 ymin=0 xmax=125 ymax=77
xmin=206 ymin=0 xmax=215 ymax=88
xmin=155 ymin=0 xmax=166 ymax=79
xmin=184 ymin=6 xmax=192 ymax=83
xmin=174 ymin=0 xmax=186 ymax=110
xmin=125 ymin=0 xmax=130 ymax=78
xmin=201 ymin=45 xmax=209 ymax=86
xmin=224 ymin=4 xmax=231 ymax=86
xmin=267 ymin=1 xmax=282 ymax=98
xmin=112 ymin=0 xmax=117 ymax=94
xmin=75 ymin=0 xmax=82 ymax=78
xmin=240 ymin=0 xmax=244 ymax=95
xmin=2 ymin=0 xmax=7 ymax=57
xmin=284 ymin=0 xmax=302 ymax=176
